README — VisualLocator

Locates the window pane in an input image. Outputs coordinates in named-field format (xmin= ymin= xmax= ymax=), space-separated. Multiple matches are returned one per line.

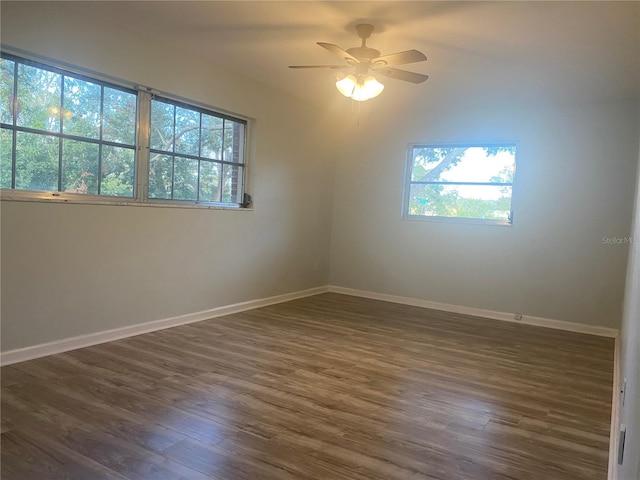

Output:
xmin=17 ymin=63 xmax=61 ymax=133
xmin=224 ymin=120 xmax=245 ymax=164
xmin=221 ymin=163 xmax=243 ymax=204
xmin=412 ymin=146 xmax=516 ymax=183
xmin=234 ymin=122 xmax=245 ymax=165
xmin=198 ymin=161 xmax=220 ymax=202
xmin=411 ymin=147 xmax=462 ymax=182
xmin=222 ymin=119 xmax=232 ymax=161
xmin=1 ymin=128 xmax=13 ymax=188
xmin=62 ymin=76 xmax=101 ymax=139
xmin=148 ymin=154 xmax=173 ymax=199
xmin=201 ymin=114 xmax=223 ymax=160
xmin=15 ymin=131 xmax=58 ymax=191
xmin=409 ymin=184 xmax=512 ymax=220
xmin=150 ymin=100 xmax=174 ymax=152
xmin=174 ymin=106 xmax=199 ymax=156
xmin=173 ymin=157 xmax=198 ymax=200
xmin=103 ymin=87 xmax=136 ymax=145
xmin=1 ymin=58 xmax=15 ymax=125
xmin=101 ymin=145 xmax=134 ymax=197
xmin=62 ymin=139 xmax=99 ymax=194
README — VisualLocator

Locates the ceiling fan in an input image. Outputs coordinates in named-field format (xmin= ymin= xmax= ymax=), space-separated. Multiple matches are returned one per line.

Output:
xmin=289 ymin=24 xmax=429 ymax=101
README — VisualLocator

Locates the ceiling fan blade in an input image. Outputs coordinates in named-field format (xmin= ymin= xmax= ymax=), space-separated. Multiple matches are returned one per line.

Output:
xmin=289 ymin=65 xmax=346 ymax=69
xmin=374 ymin=67 xmax=429 ymax=84
xmin=317 ymin=42 xmax=359 ymax=64
xmin=372 ymin=49 xmax=427 ymax=67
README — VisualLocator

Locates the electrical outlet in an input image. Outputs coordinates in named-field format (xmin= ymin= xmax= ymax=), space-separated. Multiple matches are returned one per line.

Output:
xmin=514 ymin=313 xmax=523 ymax=321
xmin=618 ymin=424 xmax=626 ymax=465
xmin=622 ymin=378 xmax=627 ymax=407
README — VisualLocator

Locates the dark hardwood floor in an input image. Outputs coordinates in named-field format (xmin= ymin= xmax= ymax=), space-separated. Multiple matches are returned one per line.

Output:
xmin=1 ymin=293 xmax=614 ymax=479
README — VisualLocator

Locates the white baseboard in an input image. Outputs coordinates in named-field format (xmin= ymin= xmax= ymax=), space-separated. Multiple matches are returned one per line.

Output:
xmin=327 ymin=285 xmax=619 ymax=338
xmin=0 ymin=286 xmax=329 ymax=366
xmin=1 ymin=284 xmax=619 ymax=367
xmin=609 ymin=336 xmax=621 ymax=480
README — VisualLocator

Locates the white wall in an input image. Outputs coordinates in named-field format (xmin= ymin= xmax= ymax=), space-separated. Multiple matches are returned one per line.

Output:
xmin=1 ymin=1 xmax=639 ymax=355
xmin=616 ymin=131 xmax=640 ymax=480
xmin=0 ymin=3 xmax=336 ymax=351
xmin=329 ymin=81 xmax=639 ymax=328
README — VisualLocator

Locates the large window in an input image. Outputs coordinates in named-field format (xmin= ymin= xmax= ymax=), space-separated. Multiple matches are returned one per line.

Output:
xmin=404 ymin=143 xmax=516 ymax=224
xmin=1 ymin=55 xmax=137 ymax=196
xmin=0 ymin=53 xmax=248 ymax=207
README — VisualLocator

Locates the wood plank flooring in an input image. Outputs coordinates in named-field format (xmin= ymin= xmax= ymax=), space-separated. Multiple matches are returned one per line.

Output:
xmin=1 ymin=293 xmax=614 ymax=479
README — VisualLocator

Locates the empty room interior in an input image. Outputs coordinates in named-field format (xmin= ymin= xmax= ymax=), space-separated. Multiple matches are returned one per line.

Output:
xmin=1 ymin=1 xmax=639 ymax=479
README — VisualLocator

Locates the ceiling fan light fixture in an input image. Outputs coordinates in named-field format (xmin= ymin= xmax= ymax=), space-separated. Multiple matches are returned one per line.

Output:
xmin=335 ymin=74 xmax=384 ymax=101
xmin=336 ymin=74 xmax=357 ymax=97
xmin=291 ymin=24 xmax=428 ymax=101
xmin=362 ymin=75 xmax=384 ymax=99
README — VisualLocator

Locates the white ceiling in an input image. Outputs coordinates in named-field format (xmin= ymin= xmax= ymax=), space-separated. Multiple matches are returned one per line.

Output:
xmin=30 ymin=1 xmax=640 ymax=106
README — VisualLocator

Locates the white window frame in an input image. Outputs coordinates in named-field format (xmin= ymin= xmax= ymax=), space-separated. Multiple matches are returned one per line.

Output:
xmin=0 ymin=49 xmax=251 ymax=210
xmin=402 ymin=142 xmax=517 ymax=226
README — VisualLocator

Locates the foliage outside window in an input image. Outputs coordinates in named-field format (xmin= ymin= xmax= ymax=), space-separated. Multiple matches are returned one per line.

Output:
xmin=149 ymin=98 xmax=245 ymax=204
xmin=0 ymin=53 xmax=248 ymax=207
xmin=1 ymin=55 xmax=137 ymax=196
xmin=404 ymin=143 xmax=516 ymax=224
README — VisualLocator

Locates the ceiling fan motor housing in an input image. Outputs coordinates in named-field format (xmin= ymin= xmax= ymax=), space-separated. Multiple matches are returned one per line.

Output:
xmin=350 ymin=24 xmax=379 ymax=60
xmin=346 ymin=47 xmax=381 ymax=61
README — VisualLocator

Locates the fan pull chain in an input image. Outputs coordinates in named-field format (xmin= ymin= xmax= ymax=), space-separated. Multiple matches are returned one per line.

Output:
xmin=350 ymin=99 xmax=362 ymax=127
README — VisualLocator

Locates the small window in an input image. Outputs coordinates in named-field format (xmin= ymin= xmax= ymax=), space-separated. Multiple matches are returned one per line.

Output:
xmin=404 ymin=143 xmax=516 ymax=224
xmin=148 ymin=97 xmax=246 ymax=204
xmin=1 ymin=54 xmax=137 ymax=197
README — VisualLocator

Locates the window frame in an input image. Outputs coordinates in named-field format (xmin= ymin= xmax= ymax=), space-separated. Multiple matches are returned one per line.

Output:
xmin=0 ymin=50 xmax=251 ymax=210
xmin=147 ymin=95 xmax=247 ymax=205
xmin=402 ymin=142 xmax=517 ymax=226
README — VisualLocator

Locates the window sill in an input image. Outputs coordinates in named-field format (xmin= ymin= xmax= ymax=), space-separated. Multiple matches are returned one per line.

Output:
xmin=0 ymin=191 xmax=252 ymax=211
xmin=403 ymin=214 xmax=512 ymax=227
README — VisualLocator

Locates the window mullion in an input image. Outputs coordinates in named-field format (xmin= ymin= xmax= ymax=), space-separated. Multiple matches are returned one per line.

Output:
xmin=98 ymin=85 xmax=104 ymax=195
xmin=170 ymin=105 xmax=176 ymax=200
xmin=11 ymin=60 xmax=18 ymax=188
xmin=196 ymin=113 xmax=202 ymax=201
xmin=136 ymin=90 xmax=151 ymax=203
xmin=58 ymin=75 xmax=64 ymax=192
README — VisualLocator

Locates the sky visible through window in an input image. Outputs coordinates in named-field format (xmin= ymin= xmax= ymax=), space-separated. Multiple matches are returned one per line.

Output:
xmin=439 ymin=148 xmax=515 ymax=200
